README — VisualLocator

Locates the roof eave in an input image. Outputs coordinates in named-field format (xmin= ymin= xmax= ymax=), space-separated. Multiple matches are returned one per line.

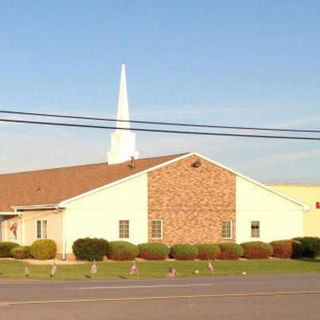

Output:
xmin=57 ymin=151 xmax=309 ymax=211
xmin=59 ymin=152 xmax=194 ymax=207
xmin=11 ymin=203 xmax=61 ymax=211
xmin=192 ymin=152 xmax=311 ymax=211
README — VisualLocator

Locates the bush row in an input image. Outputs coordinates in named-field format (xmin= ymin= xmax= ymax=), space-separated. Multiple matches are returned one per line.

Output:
xmin=0 ymin=239 xmax=57 ymax=260
xmin=72 ymin=240 xmax=243 ymax=261
xmin=72 ymin=236 xmax=320 ymax=261
xmin=294 ymin=237 xmax=320 ymax=258
xmin=1 ymin=236 xmax=319 ymax=261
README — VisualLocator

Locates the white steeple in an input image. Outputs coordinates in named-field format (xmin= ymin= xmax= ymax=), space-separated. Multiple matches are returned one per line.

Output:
xmin=107 ymin=64 xmax=139 ymax=164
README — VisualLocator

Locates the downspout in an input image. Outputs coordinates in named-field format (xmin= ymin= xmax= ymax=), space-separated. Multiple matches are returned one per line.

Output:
xmin=59 ymin=206 xmax=66 ymax=260
xmin=17 ymin=210 xmax=25 ymax=246
xmin=4 ymin=219 xmax=7 ymax=241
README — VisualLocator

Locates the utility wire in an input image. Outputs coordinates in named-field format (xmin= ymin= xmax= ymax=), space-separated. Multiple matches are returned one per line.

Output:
xmin=0 ymin=109 xmax=319 ymax=134
xmin=1 ymin=117 xmax=320 ymax=141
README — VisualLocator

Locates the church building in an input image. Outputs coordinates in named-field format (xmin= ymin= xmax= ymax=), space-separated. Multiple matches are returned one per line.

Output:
xmin=0 ymin=65 xmax=308 ymax=259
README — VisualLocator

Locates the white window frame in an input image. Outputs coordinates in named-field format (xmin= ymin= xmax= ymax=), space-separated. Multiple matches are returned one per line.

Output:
xmin=36 ymin=220 xmax=47 ymax=239
xmin=222 ymin=220 xmax=232 ymax=240
xmin=251 ymin=221 xmax=260 ymax=238
xmin=151 ymin=219 xmax=163 ymax=240
xmin=119 ymin=220 xmax=130 ymax=239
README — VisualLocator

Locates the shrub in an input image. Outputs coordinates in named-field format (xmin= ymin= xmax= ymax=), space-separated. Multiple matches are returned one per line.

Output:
xmin=10 ymin=246 xmax=32 ymax=259
xmin=72 ymin=238 xmax=109 ymax=261
xmin=0 ymin=241 xmax=19 ymax=257
xmin=107 ymin=241 xmax=138 ymax=261
xmin=218 ymin=243 xmax=244 ymax=260
xmin=292 ymin=240 xmax=304 ymax=259
xmin=195 ymin=244 xmax=221 ymax=260
xmin=138 ymin=243 xmax=169 ymax=260
xmin=270 ymin=240 xmax=293 ymax=258
xmin=30 ymin=239 xmax=57 ymax=260
xmin=241 ymin=241 xmax=273 ymax=259
xmin=294 ymin=237 xmax=320 ymax=258
xmin=169 ymin=244 xmax=198 ymax=260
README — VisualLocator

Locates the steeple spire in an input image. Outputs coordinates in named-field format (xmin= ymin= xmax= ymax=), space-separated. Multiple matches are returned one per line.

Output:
xmin=116 ymin=64 xmax=130 ymax=130
xmin=107 ymin=64 xmax=139 ymax=164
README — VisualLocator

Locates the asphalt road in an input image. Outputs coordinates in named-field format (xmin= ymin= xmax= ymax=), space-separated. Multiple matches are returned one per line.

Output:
xmin=0 ymin=273 xmax=319 ymax=320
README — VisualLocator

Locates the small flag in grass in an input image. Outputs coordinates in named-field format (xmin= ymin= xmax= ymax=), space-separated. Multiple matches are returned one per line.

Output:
xmin=90 ymin=260 xmax=97 ymax=275
xmin=50 ymin=261 xmax=57 ymax=278
xmin=24 ymin=264 xmax=30 ymax=277
xmin=129 ymin=261 xmax=139 ymax=277
xmin=207 ymin=260 xmax=214 ymax=273
xmin=168 ymin=266 xmax=177 ymax=278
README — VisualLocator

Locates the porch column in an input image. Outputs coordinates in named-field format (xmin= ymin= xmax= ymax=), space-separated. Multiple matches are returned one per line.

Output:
xmin=20 ymin=215 xmax=25 ymax=245
xmin=4 ymin=219 xmax=8 ymax=241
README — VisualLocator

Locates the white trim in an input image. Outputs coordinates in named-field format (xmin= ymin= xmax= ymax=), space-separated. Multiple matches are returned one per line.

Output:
xmin=193 ymin=152 xmax=310 ymax=211
xmin=21 ymin=215 xmax=25 ymax=245
xmin=60 ymin=152 xmax=309 ymax=210
xmin=222 ymin=220 xmax=233 ymax=240
xmin=119 ymin=220 xmax=130 ymax=239
xmin=59 ymin=153 xmax=192 ymax=206
xmin=4 ymin=219 xmax=8 ymax=241
xmin=250 ymin=220 xmax=260 ymax=238
xmin=12 ymin=204 xmax=59 ymax=211
xmin=62 ymin=209 xmax=66 ymax=260
xmin=151 ymin=219 xmax=163 ymax=240
xmin=35 ymin=219 xmax=47 ymax=239
xmin=0 ymin=212 xmax=21 ymax=216
xmin=8 ymin=152 xmax=306 ymax=212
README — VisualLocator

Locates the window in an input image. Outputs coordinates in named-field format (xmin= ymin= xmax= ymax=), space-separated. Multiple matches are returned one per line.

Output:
xmin=119 ymin=220 xmax=129 ymax=238
xmin=152 ymin=220 xmax=163 ymax=239
xmin=222 ymin=220 xmax=232 ymax=239
xmin=36 ymin=220 xmax=47 ymax=239
xmin=251 ymin=221 xmax=260 ymax=238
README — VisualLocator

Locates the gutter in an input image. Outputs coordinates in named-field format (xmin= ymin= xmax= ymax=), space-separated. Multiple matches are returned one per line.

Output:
xmin=11 ymin=203 xmax=64 ymax=212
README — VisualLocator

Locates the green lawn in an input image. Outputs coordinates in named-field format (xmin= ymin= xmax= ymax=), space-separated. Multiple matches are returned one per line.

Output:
xmin=0 ymin=259 xmax=319 ymax=280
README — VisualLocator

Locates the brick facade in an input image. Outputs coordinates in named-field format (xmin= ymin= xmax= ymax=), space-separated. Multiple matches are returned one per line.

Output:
xmin=148 ymin=155 xmax=236 ymax=245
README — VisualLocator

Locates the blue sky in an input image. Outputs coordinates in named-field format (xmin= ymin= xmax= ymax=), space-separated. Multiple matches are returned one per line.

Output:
xmin=1 ymin=0 xmax=320 ymax=183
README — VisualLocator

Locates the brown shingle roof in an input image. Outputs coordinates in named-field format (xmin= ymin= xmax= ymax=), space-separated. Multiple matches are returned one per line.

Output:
xmin=0 ymin=153 xmax=187 ymax=211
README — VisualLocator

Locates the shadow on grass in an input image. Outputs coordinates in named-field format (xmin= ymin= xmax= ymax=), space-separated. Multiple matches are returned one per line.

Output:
xmin=297 ymin=258 xmax=320 ymax=263
xmin=118 ymin=275 xmax=127 ymax=279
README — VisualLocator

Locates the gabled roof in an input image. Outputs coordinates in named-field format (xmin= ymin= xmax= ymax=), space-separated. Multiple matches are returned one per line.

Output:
xmin=61 ymin=152 xmax=309 ymax=211
xmin=195 ymin=153 xmax=310 ymax=211
xmin=0 ymin=153 xmax=186 ymax=211
xmin=0 ymin=151 xmax=309 ymax=212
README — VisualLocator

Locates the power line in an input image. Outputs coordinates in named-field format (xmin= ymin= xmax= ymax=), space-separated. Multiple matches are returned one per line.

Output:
xmin=1 ymin=117 xmax=320 ymax=141
xmin=0 ymin=109 xmax=319 ymax=134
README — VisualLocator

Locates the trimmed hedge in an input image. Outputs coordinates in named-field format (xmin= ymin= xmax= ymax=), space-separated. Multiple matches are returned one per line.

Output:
xmin=270 ymin=240 xmax=293 ymax=258
xmin=72 ymin=238 xmax=109 ymax=261
xmin=294 ymin=237 xmax=320 ymax=258
xmin=292 ymin=240 xmax=304 ymax=259
xmin=195 ymin=244 xmax=221 ymax=260
xmin=218 ymin=243 xmax=244 ymax=260
xmin=107 ymin=241 xmax=138 ymax=261
xmin=169 ymin=244 xmax=198 ymax=260
xmin=30 ymin=239 xmax=57 ymax=260
xmin=138 ymin=243 xmax=169 ymax=260
xmin=10 ymin=246 xmax=32 ymax=259
xmin=0 ymin=241 xmax=19 ymax=257
xmin=241 ymin=241 xmax=273 ymax=259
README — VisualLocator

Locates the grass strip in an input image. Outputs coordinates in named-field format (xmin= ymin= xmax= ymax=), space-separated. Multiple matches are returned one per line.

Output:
xmin=0 ymin=259 xmax=319 ymax=280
